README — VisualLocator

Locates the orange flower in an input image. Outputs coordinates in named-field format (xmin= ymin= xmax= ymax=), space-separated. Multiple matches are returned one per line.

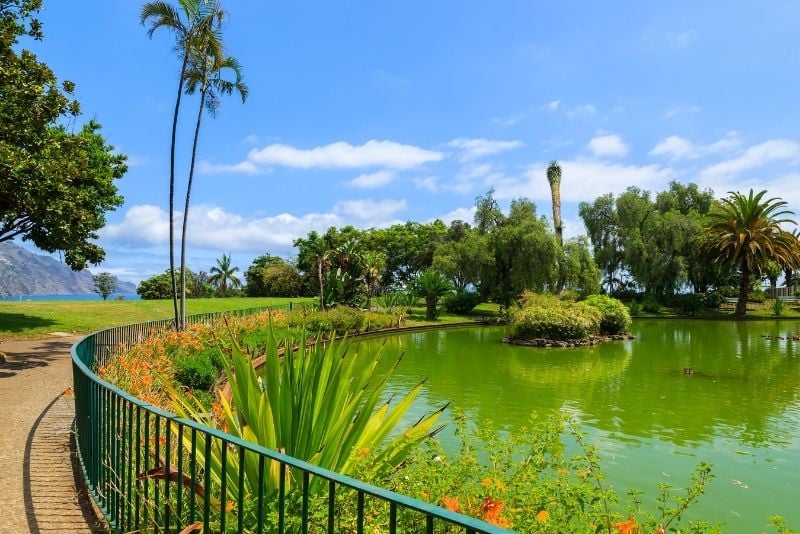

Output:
xmin=440 ymin=496 xmax=460 ymax=512
xmin=481 ymin=497 xmax=511 ymax=528
xmin=656 ymin=526 xmax=665 ymax=534
xmin=614 ymin=514 xmax=638 ymax=534
xmin=535 ymin=510 xmax=550 ymax=522
xmin=357 ymin=447 xmax=370 ymax=457
xmin=481 ymin=477 xmax=493 ymax=488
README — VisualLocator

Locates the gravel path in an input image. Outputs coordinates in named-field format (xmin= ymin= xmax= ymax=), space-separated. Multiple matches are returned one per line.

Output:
xmin=0 ymin=335 xmax=105 ymax=533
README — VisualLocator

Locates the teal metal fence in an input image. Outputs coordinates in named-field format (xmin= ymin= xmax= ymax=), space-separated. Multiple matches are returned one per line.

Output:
xmin=71 ymin=305 xmax=506 ymax=533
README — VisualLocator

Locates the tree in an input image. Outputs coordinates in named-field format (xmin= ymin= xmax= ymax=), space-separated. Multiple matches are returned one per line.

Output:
xmin=244 ymin=254 xmax=285 ymax=296
xmin=560 ymin=237 xmax=602 ymax=298
xmin=179 ymin=25 xmax=247 ymax=327
xmin=141 ymin=0 xmax=222 ymax=328
xmin=258 ymin=263 xmax=302 ymax=297
xmin=92 ymin=272 xmax=118 ymax=300
xmin=432 ymin=222 xmax=491 ymax=292
xmin=137 ymin=269 xmax=195 ymax=300
xmin=704 ymin=189 xmax=800 ymax=316
xmin=414 ymin=269 xmax=453 ymax=320
xmin=1 ymin=1 xmax=126 ymax=269
xmin=361 ymin=250 xmax=386 ymax=309
xmin=208 ymin=253 xmax=241 ymax=296
xmin=547 ymin=161 xmax=563 ymax=247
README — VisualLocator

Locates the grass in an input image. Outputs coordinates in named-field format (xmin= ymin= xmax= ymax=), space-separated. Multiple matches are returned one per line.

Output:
xmin=0 ymin=297 xmax=313 ymax=340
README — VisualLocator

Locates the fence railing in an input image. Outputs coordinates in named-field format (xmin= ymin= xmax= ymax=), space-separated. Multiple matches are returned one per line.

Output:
xmin=71 ymin=304 xmax=506 ymax=533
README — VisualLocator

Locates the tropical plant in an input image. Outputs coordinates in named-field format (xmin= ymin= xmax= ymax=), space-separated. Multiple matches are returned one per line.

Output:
xmin=141 ymin=0 xmax=223 ymax=329
xmin=179 ymin=28 xmax=247 ymax=326
xmin=208 ymin=252 xmax=241 ymax=296
xmin=508 ymin=296 xmax=602 ymax=341
xmin=771 ymin=298 xmax=785 ymax=317
xmin=583 ymin=294 xmax=631 ymax=334
xmin=361 ymin=250 xmax=385 ymax=309
xmin=414 ymin=269 xmax=453 ymax=320
xmin=165 ymin=326 xmax=446 ymax=522
xmin=704 ymin=189 xmax=800 ymax=316
xmin=547 ymin=161 xmax=563 ymax=247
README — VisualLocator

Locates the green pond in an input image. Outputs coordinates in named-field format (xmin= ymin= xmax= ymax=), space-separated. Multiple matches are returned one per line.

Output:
xmin=354 ymin=320 xmax=800 ymax=531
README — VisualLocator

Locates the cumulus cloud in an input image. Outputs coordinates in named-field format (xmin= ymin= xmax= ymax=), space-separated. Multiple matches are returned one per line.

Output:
xmin=333 ymin=199 xmax=407 ymax=221
xmin=413 ymin=175 xmax=440 ymax=192
xmin=566 ymin=104 xmax=597 ymax=119
xmin=437 ymin=206 xmax=477 ymax=225
xmin=650 ymin=132 xmax=740 ymax=161
xmin=446 ymin=138 xmax=525 ymax=162
xmin=546 ymin=100 xmax=560 ymax=111
xmin=246 ymin=140 xmax=442 ymax=170
xmin=587 ymin=134 xmax=629 ymax=158
xmin=198 ymin=160 xmax=260 ymax=175
xmin=487 ymin=159 xmax=675 ymax=203
xmin=101 ymin=205 xmax=169 ymax=245
xmin=346 ymin=170 xmax=395 ymax=189
xmin=699 ymin=139 xmax=800 ymax=181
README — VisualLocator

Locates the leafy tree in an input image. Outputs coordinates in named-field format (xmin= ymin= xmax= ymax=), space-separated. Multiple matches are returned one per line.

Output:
xmin=1 ymin=1 xmax=126 ymax=269
xmin=368 ymin=221 xmax=447 ymax=287
xmin=361 ymin=250 xmax=386 ymax=309
xmin=208 ymin=252 xmax=241 ymax=296
xmin=432 ymin=221 xmax=491 ymax=292
xmin=704 ymin=189 xmax=800 ymax=316
xmin=92 ymin=272 xmax=118 ymax=300
xmin=141 ymin=0 xmax=223 ymax=328
xmin=244 ymin=253 xmax=285 ymax=296
xmin=414 ymin=268 xmax=453 ymax=320
xmin=179 ymin=19 xmax=247 ymax=327
xmin=560 ymin=237 xmax=602 ymax=298
xmin=257 ymin=262 xmax=302 ymax=297
xmin=579 ymin=194 xmax=623 ymax=292
xmin=137 ymin=269 xmax=195 ymax=300
xmin=475 ymin=190 xmax=558 ymax=306
xmin=763 ymin=260 xmax=782 ymax=292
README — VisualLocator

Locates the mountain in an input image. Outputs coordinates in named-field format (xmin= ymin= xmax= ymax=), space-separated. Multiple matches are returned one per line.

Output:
xmin=0 ymin=242 xmax=136 ymax=297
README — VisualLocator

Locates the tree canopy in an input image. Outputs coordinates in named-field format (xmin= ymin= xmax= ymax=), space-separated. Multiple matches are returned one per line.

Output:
xmin=0 ymin=0 xmax=126 ymax=269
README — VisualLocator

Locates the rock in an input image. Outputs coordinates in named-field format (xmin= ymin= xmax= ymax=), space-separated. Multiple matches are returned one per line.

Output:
xmin=0 ymin=351 xmax=5 ymax=365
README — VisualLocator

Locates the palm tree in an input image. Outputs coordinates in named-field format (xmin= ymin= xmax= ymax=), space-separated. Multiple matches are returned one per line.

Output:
xmin=208 ymin=253 xmax=241 ymax=296
xmin=547 ymin=161 xmax=563 ymax=247
xmin=705 ymin=189 xmax=800 ymax=316
xmin=179 ymin=37 xmax=248 ymax=326
xmin=141 ymin=0 xmax=221 ymax=329
xmin=415 ymin=268 xmax=453 ymax=320
xmin=362 ymin=251 xmax=386 ymax=310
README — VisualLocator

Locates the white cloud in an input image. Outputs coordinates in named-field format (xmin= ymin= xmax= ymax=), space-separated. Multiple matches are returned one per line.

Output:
xmin=247 ymin=140 xmax=442 ymax=170
xmin=699 ymin=139 xmax=800 ymax=181
xmin=664 ymin=105 xmax=700 ymax=119
xmin=546 ymin=100 xmax=560 ymax=111
xmin=413 ymin=175 xmax=440 ymax=192
xmin=487 ymin=159 xmax=675 ymax=203
xmin=587 ymin=134 xmax=629 ymax=158
xmin=333 ymin=199 xmax=407 ymax=221
xmin=446 ymin=138 xmax=524 ymax=162
xmin=436 ymin=207 xmax=476 ymax=225
xmin=101 ymin=205 xmax=169 ymax=244
xmin=491 ymin=114 xmax=525 ymax=126
xmin=242 ymin=134 xmax=260 ymax=145
xmin=346 ymin=170 xmax=395 ymax=189
xmin=198 ymin=160 xmax=261 ymax=175
xmin=566 ymin=104 xmax=597 ymax=119
xmin=650 ymin=132 xmax=741 ymax=161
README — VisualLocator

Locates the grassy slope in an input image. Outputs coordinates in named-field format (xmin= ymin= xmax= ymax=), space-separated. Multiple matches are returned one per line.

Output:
xmin=0 ymin=297 xmax=313 ymax=340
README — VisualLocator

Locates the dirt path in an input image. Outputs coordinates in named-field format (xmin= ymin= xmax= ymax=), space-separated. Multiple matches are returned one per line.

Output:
xmin=0 ymin=335 xmax=104 ymax=533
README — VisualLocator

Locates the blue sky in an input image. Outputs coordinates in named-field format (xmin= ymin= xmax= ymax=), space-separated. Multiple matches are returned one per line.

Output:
xmin=25 ymin=1 xmax=800 ymax=282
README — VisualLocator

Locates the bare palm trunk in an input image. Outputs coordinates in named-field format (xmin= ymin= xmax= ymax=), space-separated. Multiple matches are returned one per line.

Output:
xmin=425 ymin=294 xmax=437 ymax=320
xmin=179 ymin=89 xmax=207 ymax=329
xmin=736 ymin=267 xmax=750 ymax=317
xmin=317 ymin=259 xmax=325 ymax=309
xmin=169 ymin=53 xmax=189 ymax=331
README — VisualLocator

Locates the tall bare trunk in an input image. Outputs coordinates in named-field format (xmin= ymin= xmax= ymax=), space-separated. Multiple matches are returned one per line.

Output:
xmin=169 ymin=54 xmax=189 ymax=330
xmin=180 ymin=88 xmax=207 ymax=329
xmin=736 ymin=267 xmax=750 ymax=317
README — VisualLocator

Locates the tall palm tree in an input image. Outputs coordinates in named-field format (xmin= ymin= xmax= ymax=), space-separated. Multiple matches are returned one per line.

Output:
xmin=140 ymin=0 xmax=221 ymax=329
xmin=547 ymin=161 xmax=563 ymax=247
xmin=362 ymin=251 xmax=386 ymax=310
xmin=209 ymin=252 xmax=241 ymax=296
xmin=705 ymin=189 xmax=800 ymax=316
xmin=179 ymin=37 xmax=248 ymax=326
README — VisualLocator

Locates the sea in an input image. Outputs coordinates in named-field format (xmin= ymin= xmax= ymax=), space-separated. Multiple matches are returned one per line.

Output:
xmin=0 ymin=293 xmax=141 ymax=301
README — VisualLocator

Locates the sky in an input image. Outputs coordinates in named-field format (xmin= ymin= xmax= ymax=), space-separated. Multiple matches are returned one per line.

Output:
xmin=21 ymin=1 xmax=800 ymax=283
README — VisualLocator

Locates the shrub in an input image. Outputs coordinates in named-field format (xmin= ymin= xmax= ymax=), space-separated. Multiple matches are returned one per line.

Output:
xmin=628 ymin=300 xmax=642 ymax=316
xmin=609 ymin=287 xmax=639 ymax=302
xmin=642 ymin=296 xmax=662 ymax=314
xmin=508 ymin=301 xmax=601 ymax=341
xmin=298 ymin=306 xmax=365 ymax=335
xmin=175 ymin=354 xmax=217 ymax=391
xmin=444 ymin=290 xmax=482 ymax=314
xmin=702 ymin=291 xmax=725 ymax=309
xmin=671 ymin=294 xmax=703 ymax=317
xmin=716 ymin=286 xmax=738 ymax=298
xmin=582 ymin=295 xmax=631 ymax=334
xmin=749 ymin=288 xmax=766 ymax=303
xmin=771 ymin=298 xmax=785 ymax=317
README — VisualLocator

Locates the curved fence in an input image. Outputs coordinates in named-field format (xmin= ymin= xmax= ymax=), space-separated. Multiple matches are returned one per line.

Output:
xmin=71 ymin=305 xmax=505 ymax=533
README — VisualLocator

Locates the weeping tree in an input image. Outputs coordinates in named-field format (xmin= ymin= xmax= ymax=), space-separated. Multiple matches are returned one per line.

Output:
xmin=704 ymin=189 xmax=800 ymax=316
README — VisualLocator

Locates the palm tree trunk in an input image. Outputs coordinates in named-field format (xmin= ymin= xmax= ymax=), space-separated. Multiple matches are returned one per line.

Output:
xmin=736 ymin=267 xmax=750 ymax=317
xmin=425 ymin=294 xmax=436 ymax=320
xmin=317 ymin=259 xmax=325 ymax=309
xmin=180 ymin=88 xmax=207 ymax=329
xmin=169 ymin=53 xmax=189 ymax=331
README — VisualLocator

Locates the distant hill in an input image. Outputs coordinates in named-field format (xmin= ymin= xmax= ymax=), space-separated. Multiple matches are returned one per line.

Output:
xmin=0 ymin=242 xmax=136 ymax=297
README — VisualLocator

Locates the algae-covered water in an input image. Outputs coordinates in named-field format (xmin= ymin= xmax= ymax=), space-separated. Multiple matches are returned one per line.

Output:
xmin=355 ymin=321 xmax=800 ymax=531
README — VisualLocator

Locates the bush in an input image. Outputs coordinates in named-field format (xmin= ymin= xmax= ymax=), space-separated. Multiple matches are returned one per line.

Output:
xmin=670 ymin=294 xmax=703 ymax=317
xmin=702 ymin=291 xmax=725 ymax=309
xmin=444 ymin=290 xmax=482 ymax=314
xmin=716 ymin=286 xmax=738 ymax=298
xmin=628 ymin=300 xmax=641 ymax=316
xmin=508 ymin=300 xmax=601 ymax=341
xmin=771 ymin=299 xmax=785 ymax=317
xmin=175 ymin=354 xmax=217 ymax=391
xmin=749 ymin=288 xmax=766 ymax=303
xmin=582 ymin=295 xmax=632 ymax=334
xmin=642 ymin=296 xmax=662 ymax=314
xmin=297 ymin=306 xmax=365 ymax=335
xmin=609 ymin=287 xmax=640 ymax=302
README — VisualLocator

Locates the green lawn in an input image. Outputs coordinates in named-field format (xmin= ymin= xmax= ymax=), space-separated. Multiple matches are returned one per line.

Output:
xmin=0 ymin=297 xmax=312 ymax=340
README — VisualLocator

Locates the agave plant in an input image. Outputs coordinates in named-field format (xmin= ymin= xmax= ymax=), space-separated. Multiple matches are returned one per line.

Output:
xmin=164 ymin=322 xmax=446 ymax=524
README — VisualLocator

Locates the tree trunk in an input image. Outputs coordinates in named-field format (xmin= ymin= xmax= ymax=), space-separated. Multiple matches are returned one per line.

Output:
xmin=169 ymin=53 xmax=189 ymax=330
xmin=318 ymin=259 xmax=325 ymax=309
xmin=179 ymin=88 xmax=207 ymax=329
xmin=425 ymin=294 xmax=437 ymax=320
xmin=736 ymin=267 xmax=750 ymax=317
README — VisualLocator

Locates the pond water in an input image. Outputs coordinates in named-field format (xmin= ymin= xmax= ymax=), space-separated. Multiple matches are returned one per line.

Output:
xmin=354 ymin=321 xmax=800 ymax=531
